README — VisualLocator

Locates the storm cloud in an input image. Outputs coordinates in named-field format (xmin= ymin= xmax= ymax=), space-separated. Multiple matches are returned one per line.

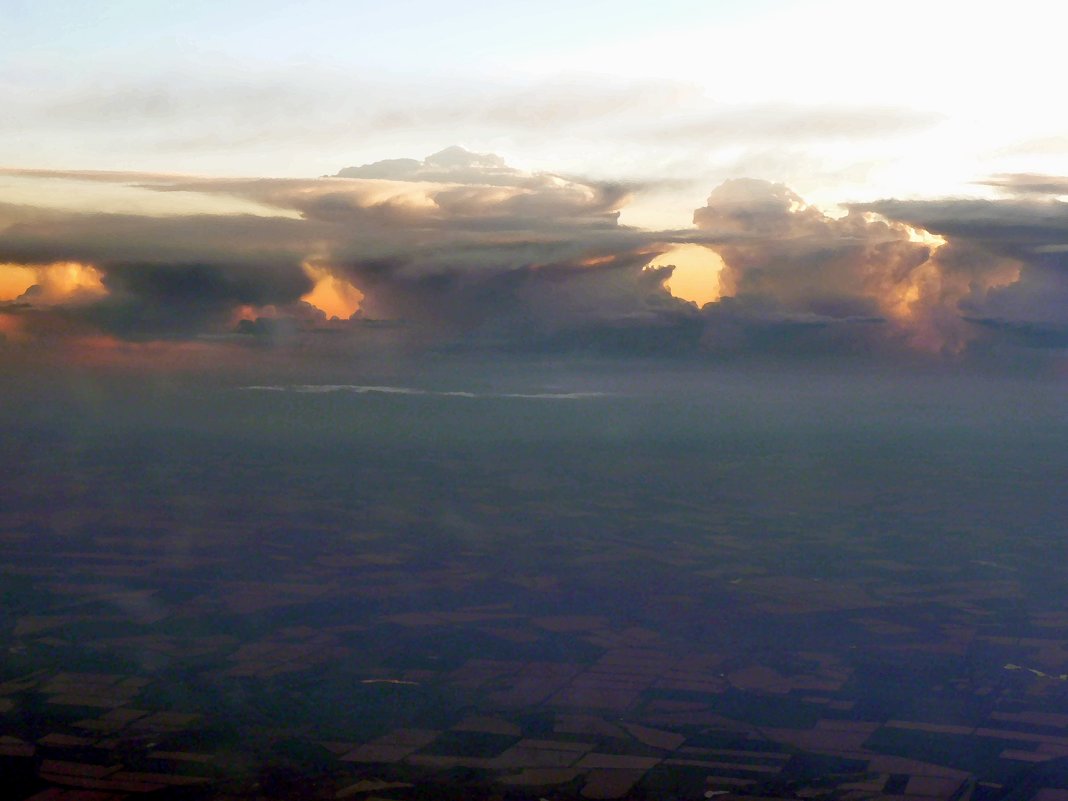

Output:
xmin=0 ymin=205 xmax=315 ymax=339
xmin=857 ymin=195 xmax=1068 ymax=350
xmin=691 ymin=179 xmax=936 ymax=353
xmin=6 ymin=152 xmax=1068 ymax=362
xmin=0 ymin=150 xmax=697 ymax=349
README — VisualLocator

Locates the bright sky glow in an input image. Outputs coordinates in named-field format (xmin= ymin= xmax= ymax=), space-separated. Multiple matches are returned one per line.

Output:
xmin=5 ymin=0 xmax=1066 ymax=210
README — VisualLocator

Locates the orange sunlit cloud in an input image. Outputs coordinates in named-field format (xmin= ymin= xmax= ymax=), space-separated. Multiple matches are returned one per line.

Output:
xmin=0 ymin=264 xmax=39 ymax=300
xmin=654 ymin=244 xmax=725 ymax=307
xmin=578 ymin=254 xmax=619 ymax=268
xmin=0 ymin=261 xmax=105 ymax=304
xmin=301 ymin=263 xmax=363 ymax=319
xmin=877 ymin=228 xmax=947 ymax=326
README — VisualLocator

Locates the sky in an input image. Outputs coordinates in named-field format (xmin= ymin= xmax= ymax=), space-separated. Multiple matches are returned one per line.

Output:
xmin=3 ymin=0 xmax=1068 ymax=372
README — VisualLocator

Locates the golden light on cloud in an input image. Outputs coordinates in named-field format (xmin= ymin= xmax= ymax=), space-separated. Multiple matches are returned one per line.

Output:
xmin=344 ymin=179 xmax=447 ymax=214
xmin=0 ymin=262 xmax=105 ymax=304
xmin=881 ymin=259 xmax=940 ymax=323
xmin=301 ymin=263 xmax=363 ymax=319
xmin=872 ymin=230 xmax=1021 ymax=354
xmin=653 ymin=244 xmax=725 ymax=307
xmin=903 ymin=224 xmax=947 ymax=249
xmin=0 ymin=264 xmax=37 ymax=301
xmin=578 ymin=254 xmax=619 ymax=268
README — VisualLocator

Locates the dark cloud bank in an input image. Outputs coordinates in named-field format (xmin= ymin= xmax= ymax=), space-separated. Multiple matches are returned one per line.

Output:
xmin=3 ymin=149 xmax=1068 ymax=368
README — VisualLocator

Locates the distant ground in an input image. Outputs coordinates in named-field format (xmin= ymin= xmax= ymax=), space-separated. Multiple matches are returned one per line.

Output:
xmin=3 ymin=361 xmax=1068 ymax=800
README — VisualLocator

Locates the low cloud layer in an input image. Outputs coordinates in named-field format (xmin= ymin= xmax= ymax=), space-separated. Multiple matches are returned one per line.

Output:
xmin=3 ymin=151 xmax=1068 ymax=365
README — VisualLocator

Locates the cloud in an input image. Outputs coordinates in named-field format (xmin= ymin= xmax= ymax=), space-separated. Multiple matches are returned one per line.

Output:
xmin=11 ymin=74 xmax=686 ymax=147
xmin=58 ymin=148 xmax=634 ymax=234
xmin=857 ymin=193 xmax=1068 ymax=349
xmin=642 ymin=104 xmax=940 ymax=146
xmin=859 ymin=197 xmax=1068 ymax=250
xmin=3 ymin=65 xmax=946 ymax=226
xmin=344 ymin=250 xmax=702 ymax=353
xmin=151 ymin=150 xmax=702 ymax=350
xmin=0 ymin=205 xmax=316 ymax=339
xmin=0 ymin=206 xmax=313 ymax=265
xmin=691 ymin=179 xmax=1068 ymax=355
xmin=980 ymin=173 xmax=1068 ymax=197
xmin=992 ymin=135 xmax=1068 ymax=159
xmin=336 ymin=146 xmax=520 ymax=185
xmin=691 ymin=179 xmax=942 ymax=353
xmin=84 ymin=260 xmax=312 ymax=339
xmin=10 ymin=155 xmax=1068 ymax=363
xmin=0 ymin=152 xmax=696 ymax=351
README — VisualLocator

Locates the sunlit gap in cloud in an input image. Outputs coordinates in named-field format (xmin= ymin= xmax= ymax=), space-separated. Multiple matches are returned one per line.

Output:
xmin=649 ymin=244 xmax=725 ymax=308
xmin=0 ymin=261 xmax=105 ymax=304
xmin=300 ymin=261 xmax=363 ymax=319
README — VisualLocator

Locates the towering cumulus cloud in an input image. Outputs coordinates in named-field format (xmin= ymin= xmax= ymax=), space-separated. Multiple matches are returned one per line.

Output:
xmin=859 ymin=180 xmax=1068 ymax=350
xmin=0 ymin=148 xmax=699 ymax=355
xmin=0 ymin=202 xmax=315 ymax=340
xmin=325 ymin=147 xmax=698 ymax=351
xmin=689 ymin=178 xmax=1059 ymax=357
xmin=2 ymin=154 xmax=1067 ymax=364
xmin=692 ymin=179 xmax=929 ymax=354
